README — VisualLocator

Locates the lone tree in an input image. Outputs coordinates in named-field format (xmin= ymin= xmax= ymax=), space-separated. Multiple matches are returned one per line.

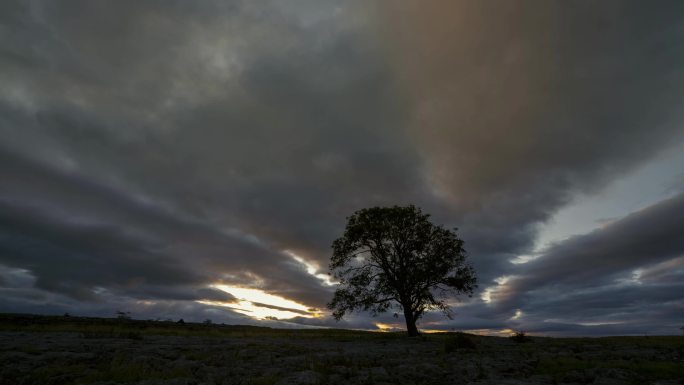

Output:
xmin=327 ymin=205 xmax=477 ymax=336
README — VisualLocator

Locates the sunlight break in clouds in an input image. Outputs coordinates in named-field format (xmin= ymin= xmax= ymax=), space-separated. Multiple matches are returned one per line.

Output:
xmin=481 ymin=275 xmax=513 ymax=303
xmin=284 ymin=250 xmax=336 ymax=286
xmin=203 ymin=285 xmax=321 ymax=320
xmin=374 ymin=322 xmax=402 ymax=332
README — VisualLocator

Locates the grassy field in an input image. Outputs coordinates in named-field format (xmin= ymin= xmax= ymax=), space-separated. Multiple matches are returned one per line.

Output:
xmin=0 ymin=313 xmax=386 ymax=340
xmin=0 ymin=313 xmax=682 ymax=385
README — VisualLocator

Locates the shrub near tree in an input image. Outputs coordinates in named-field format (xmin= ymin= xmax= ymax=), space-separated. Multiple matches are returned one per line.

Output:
xmin=327 ymin=205 xmax=477 ymax=336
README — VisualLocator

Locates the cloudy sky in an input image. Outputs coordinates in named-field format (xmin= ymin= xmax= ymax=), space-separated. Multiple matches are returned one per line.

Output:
xmin=1 ymin=0 xmax=683 ymax=336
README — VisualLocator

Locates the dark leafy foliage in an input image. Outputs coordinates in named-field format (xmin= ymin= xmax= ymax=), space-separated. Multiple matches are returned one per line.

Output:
xmin=510 ymin=330 xmax=532 ymax=343
xmin=327 ymin=205 xmax=477 ymax=336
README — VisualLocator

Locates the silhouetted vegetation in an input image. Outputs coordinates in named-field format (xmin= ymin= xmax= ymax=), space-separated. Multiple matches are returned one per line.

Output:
xmin=0 ymin=313 xmax=399 ymax=340
xmin=115 ymin=310 xmax=131 ymax=320
xmin=328 ymin=205 xmax=477 ymax=336
xmin=510 ymin=330 xmax=532 ymax=343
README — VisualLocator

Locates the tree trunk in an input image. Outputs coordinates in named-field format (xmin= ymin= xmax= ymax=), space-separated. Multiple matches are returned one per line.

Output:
xmin=403 ymin=307 xmax=419 ymax=337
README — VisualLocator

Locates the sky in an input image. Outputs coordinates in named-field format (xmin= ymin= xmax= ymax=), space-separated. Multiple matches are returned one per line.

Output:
xmin=1 ymin=0 xmax=683 ymax=336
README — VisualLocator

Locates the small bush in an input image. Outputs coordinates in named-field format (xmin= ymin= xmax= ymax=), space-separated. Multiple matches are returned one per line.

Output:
xmin=510 ymin=330 xmax=532 ymax=343
xmin=444 ymin=332 xmax=477 ymax=352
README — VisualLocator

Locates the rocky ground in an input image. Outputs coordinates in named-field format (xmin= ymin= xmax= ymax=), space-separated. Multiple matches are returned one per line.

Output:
xmin=0 ymin=329 xmax=682 ymax=385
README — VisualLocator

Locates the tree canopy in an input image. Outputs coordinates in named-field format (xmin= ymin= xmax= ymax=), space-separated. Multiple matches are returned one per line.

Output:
xmin=327 ymin=205 xmax=477 ymax=336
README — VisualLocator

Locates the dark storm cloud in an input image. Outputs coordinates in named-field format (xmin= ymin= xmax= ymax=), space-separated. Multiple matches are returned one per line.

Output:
xmin=502 ymin=192 xmax=684 ymax=299
xmin=0 ymin=0 xmax=422 ymax=315
xmin=0 ymin=146 xmax=330 ymax=307
xmin=477 ymin=193 xmax=684 ymax=335
xmin=1 ymin=0 xmax=683 ymax=334
xmin=0 ymin=284 xmax=256 ymax=325
xmin=377 ymin=0 xmax=684 ymax=279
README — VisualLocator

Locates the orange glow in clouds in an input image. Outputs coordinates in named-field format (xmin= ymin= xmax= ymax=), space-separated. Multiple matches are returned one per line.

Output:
xmin=197 ymin=284 xmax=321 ymax=320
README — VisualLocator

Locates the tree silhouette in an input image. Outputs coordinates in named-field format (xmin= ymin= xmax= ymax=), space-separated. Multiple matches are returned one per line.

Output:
xmin=116 ymin=310 xmax=131 ymax=320
xmin=327 ymin=205 xmax=477 ymax=336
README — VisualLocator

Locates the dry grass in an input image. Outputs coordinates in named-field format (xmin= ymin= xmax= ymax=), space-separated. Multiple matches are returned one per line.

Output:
xmin=0 ymin=314 xmax=682 ymax=385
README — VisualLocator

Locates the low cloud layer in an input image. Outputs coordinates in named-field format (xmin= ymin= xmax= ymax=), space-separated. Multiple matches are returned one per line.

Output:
xmin=1 ymin=1 xmax=683 ymax=335
xmin=474 ymin=192 xmax=684 ymax=335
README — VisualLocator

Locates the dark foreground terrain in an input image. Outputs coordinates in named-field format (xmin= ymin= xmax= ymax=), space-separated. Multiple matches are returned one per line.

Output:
xmin=0 ymin=314 xmax=682 ymax=385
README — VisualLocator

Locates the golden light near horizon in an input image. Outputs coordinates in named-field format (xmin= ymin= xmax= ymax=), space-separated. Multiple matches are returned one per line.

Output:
xmin=197 ymin=284 xmax=321 ymax=320
xmin=374 ymin=322 xmax=402 ymax=332
xmin=197 ymin=299 xmax=313 ymax=320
